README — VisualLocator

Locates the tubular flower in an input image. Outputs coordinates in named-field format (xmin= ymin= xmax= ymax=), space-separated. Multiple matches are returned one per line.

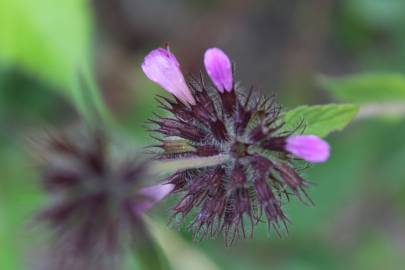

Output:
xmin=204 ymin=48 xmax=233 ymax=92
xmin=143 ymin=47 xmax=330 ymax=245
xmin=142 ymin=47 xmax=196 ymax=105
xmin=35 ymin=128 xmax=173 ymax=270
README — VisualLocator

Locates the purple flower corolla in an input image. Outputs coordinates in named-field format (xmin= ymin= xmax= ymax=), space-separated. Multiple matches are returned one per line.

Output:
xmin=204 ymin=48 xmax=233 ymax=92
xmin=285 ymin=135 xmax=330 ymax=163
xmin=134 ymin=183 xmax=175 ymax=214
xmin=142 ymin=48 xmax=196 ymax=105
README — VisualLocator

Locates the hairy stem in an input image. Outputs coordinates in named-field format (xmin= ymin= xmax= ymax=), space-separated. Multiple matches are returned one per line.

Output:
xmin=356 ymin=102 xmax=405 ymax=120
xmin=149 ymin=154 xmax=231 ymax=174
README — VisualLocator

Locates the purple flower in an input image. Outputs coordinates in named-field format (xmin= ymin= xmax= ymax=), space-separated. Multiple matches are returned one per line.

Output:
xmin=285 ymin=135 xmax=330 ymax=163
xmin=36 ymin=129 xmax=171 ymax=270
xmin=147 ymin=46 xmax=331 ymax=245
xmin=142 ymin=48 xmax=196 ymax=105
xmin=204 ymin=48 xmax=233 ymax=92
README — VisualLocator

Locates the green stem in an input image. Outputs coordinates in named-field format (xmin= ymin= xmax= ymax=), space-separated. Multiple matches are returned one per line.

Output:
xmin=81 ymin=62 xmax=112 ymax=125
xmin=68 ymin=61 xmax=114 ymax=126
xmin=356 ymin=102 xmax=405 ymax=120
xmin=148 ymin=154 xmax=231 ymax=174
xmin=131 ymin=219 xmax=168 ymax=270
xmin=146 ymin=218 xmax=221 ymax=270
xmin=70 ymin=75 xmax=93 ymax=123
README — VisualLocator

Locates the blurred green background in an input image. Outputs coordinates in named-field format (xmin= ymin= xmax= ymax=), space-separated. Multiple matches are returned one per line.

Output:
xmin=1 ymin=0 xmax=405 ymax=269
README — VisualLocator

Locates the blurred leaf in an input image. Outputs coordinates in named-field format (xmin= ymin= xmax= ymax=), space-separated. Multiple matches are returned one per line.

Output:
xmin=360 ymin=119 xmax=405 ymax=190
xmin=284 ymin=104 xmax=358 ymax=137
xmin=0 ymin=145 xmax=43 ymax=270
xmin=0 ymin=0 xmax=90 ymax=88
xmin=319 ymin=74 xmax=405 ymax=103
xmin=350 ymin=235 xmax=405 ymax=270
xmin=345 ymin=0 xmax=405 ymax=29
xmin=0 ymin=68 xmax=70 ymax=125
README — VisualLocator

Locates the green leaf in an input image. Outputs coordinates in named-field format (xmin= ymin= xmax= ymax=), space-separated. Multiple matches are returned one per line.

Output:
xmin=318 ymin=73 xmax=405 ymax=103
xmin=0 ymin=0 xmax=90 ymax=87
xmin=284 ymin=104 xmax=358 ymax=137
xmin=0 ymin=146 xmax=44 ymax=270
xmin=346 ymin=0 xmax=405 ymax=28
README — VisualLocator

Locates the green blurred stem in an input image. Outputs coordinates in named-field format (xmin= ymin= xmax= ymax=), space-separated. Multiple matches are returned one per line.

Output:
xmin=69 ymin=62 xmax=113 ymax=125
xmin=356 ymin=102 xmax=405 ymax=120
xmin=146 ymin=218 xmax=221 ymax=270
xmin=149 ymin=154 xmax=230 ymax=174
xmin=131 ymin=219 xmax=168 ymax=270
xmin=81 ymin=62 xmax=112 ymax=125
xmin=70 ymin=75 xmax=93 ymax=123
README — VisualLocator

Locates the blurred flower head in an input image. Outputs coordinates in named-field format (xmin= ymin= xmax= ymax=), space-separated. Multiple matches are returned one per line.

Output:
xmin=35 ymin=128 xmax=172 ymax=270
xmin=143 ymin=47 xmax=330 ymax=245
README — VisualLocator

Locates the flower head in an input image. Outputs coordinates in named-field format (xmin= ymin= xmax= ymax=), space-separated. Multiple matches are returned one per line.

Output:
xmin=35 ymin=128 xmax=172 ymax=270
xmin=142 ymin=48 xmax=196 ymax=105
xmin=146 ymin=47 xmax=331 ymax=245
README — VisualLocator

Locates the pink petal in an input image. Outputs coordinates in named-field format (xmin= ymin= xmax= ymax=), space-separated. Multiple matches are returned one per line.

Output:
xmin=142 ymin=48 xmax=196 ymax=105
xmin=204 ymin=48 xmax=233 ymax=93
xmin=134 ymin=182 xmax=175 ymax=214
xmin=285 ymin=135 xmax=330 ymax=163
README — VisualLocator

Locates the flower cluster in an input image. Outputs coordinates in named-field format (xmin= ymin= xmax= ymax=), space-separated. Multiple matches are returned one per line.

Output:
xmin=36 ymin=128 xmax=173 ymax=270
xmin=142 ymin=47 xmax=330 ymax=244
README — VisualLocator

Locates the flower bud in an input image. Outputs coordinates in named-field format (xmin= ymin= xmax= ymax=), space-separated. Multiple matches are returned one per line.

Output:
xmin=204 ymin=48 xmax=233 ymax=92
xmin=142 ymin=48 xmax=196 ymax=105
xmin=285 ymin=135 xmax=330 ymax=163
